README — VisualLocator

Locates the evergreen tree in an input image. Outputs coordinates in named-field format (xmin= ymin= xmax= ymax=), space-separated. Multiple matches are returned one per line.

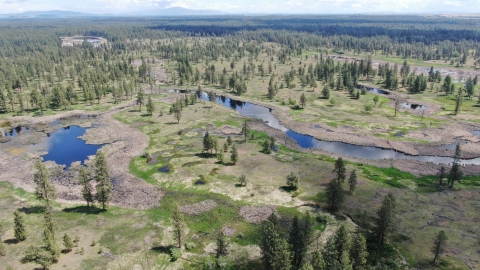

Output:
xmin=348 ymin=170 xmax=357 ymax=194
xmin=333 ymin=224 xmax=351 ymax=265
xmin=432 ymin=230 xmax=448 ymax=264
xmin=223 ymin=142 xmax=228 ymax=152
xmin=215 ymin=236 xmax=229 ymax=259
xmin=231 ymin=144 xmax=238 ymax=164
xmin=311 ymin=250 xmax=325 ymax=269
xmin=14 ymin=210 xmax=26 ymax=242
xmin=239 ymin=174 xmax=247 ymax=187
xmin=21 ymin=246 xmax=54 ymax=269
xmin=33 ymin=160 xmax=55 ymax=207
xmin=261 ymin=214 xmax=291 ymax=270
xmin=374 ymin=193 xmax=396 ymax=264
xmin=242 ymin=119 xmax=249 ymax=142
xmin=300 ymin=93 xmax=306 ymax=108
xmin=454 ymin=94 xmax=462 ymax=115
xmin=227 ymin=135 xmax=232 ymax=145
xmin=286 ymin=172 xmax=299 ymax=191
xmin=373 ymin=95 xmax=379 ymax=106
xmin=272 ymin=238 xmax=292 ymax=270
xmin=263 ymin=139 xmax=272 ymax=154
xmin=63 ymin=233 xmax=74 ymax=252
xmin=203 ymin=132 xmax=215 ymax=154
xmin=326 ymin=180 xmax=344 ymax=211
xmin=94 ymin=151 xmax=112 ymax=210
xmin=350 ymin=233 xmax=368 ymax=270
xmin=43 ymin=228 xmax=60 ymax=262
xmin=322 ymin=236 xmax=339 ymax=269
xmin=172 ymin=204 xmax=186 ymax=248
xmin=448 ymin=163 xmax=463 ymax=188
xmin=174 ymin=105 xmax=181 ymax=123
xmin=43 ymin=205 xmax=55 ymax=239
xmin=289 ymin=213 xmax=313 ymax=269
xmin=449 ymin=144 xmax=463 ymax=187
xmin=289 ymin=216 xmax=303 ymax=268
xmin=146 ymin=95 xmax=155 ymax=116
xmin=333 ymin=157 xmax=346 ymax=184
xmin=79 ymin=166 xmax=94 ymax=208
xmin=136 ymin=89 xmax=145 ymax=112
xmin=322 ymin=86 xmax=330 ymax=99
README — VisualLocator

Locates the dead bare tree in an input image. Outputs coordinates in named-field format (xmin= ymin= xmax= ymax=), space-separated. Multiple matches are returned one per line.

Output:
xmin=393 ymin=94 xmax=405 ymax=117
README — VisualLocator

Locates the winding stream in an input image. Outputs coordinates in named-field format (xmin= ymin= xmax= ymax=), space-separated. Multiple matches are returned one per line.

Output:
xmin=192 ymin=91 xmax=480 ymax=165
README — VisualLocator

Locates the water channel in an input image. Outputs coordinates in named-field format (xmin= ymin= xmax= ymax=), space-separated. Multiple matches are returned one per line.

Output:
xmin=182 ymin=90 xmax=480 ymax=165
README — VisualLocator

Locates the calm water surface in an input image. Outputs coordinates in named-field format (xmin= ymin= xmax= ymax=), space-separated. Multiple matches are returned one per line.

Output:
xmin=42 ymin=126 xmax=102 ymax=167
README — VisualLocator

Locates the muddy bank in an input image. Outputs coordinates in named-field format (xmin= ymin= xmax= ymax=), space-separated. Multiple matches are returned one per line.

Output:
xmin=0 ymin=101 xmax=163 ymax=209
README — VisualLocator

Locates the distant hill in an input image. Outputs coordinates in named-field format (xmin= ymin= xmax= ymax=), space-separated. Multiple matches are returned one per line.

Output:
xmin=0 ymin=8 xmax=226 ymax=19
xmin=0 ymin=10 xmax=103 ymax=18
xmin=136 ymin=7 xmax=227 ymax=16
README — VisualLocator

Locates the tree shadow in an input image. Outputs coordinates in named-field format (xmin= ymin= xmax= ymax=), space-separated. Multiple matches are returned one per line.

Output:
xmin=18 ymin=205 xmax=44 ymax=214
xmin=62 ymin=205 xmax=104 ymax=214
xmin=280 ymin=186 xmax=296 ymax=192
xmin=151 ymin=245 xmax=173 ymax=254
xmin=4 ymin=239 xmax=19 ymax=244
xmin=194 ymin=153 xmax=217 ymax=159
xmin=165 ymin=122 xmax=179 ymax=125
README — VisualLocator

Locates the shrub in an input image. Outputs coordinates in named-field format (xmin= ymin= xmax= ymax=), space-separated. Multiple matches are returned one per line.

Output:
xmin=288 ymin=98 xmax=296 ymax=105
xmin=364 ymin=104 xmax=373 ymax=112
xmin=185 ymin=241 xmax=197 ymax=250
xmin=239 ymin=174 xmax=247 ymax=187
xmin=170 ymin=247 xmax=182 ymax=261
xmin=329 ymin=98 xmax=336 ymax=106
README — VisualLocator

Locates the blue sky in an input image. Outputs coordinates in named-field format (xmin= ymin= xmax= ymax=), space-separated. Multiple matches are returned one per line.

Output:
xmin=0 ymin=0 xmax=478 ymax=14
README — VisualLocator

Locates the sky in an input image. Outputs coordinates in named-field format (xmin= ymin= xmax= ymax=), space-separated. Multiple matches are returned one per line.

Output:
xmin=0 ymin=0 xmax=478 ymax=15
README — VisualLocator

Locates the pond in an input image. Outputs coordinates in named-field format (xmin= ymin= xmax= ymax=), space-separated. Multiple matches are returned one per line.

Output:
xmin=191 ymin=91 xmax=480 ymax=165
xmin=357 ymin=85 xmax=390 ymax=95
xmin=401 ymin=102 xmax=427 ymax=110
xmin=42 ymin=126 xmax=102 ymax=167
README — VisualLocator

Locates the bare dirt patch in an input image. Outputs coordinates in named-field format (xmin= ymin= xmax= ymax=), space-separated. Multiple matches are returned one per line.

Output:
xmin=239 ymin=205 xmax=278 ymax=223
xmin=180 ymin=200 xmax=217 ymax=216
xmin=220 ymin=125 xmax=242 ymax=135
xmin=61 ymin=36 xmax=107 ymax=47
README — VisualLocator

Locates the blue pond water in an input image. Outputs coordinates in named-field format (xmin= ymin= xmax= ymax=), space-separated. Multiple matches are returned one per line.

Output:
xmin=193 ymin=91 xmax=480 ymax=165
xmin=42 ymin=126 xmax=102 ymax=167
